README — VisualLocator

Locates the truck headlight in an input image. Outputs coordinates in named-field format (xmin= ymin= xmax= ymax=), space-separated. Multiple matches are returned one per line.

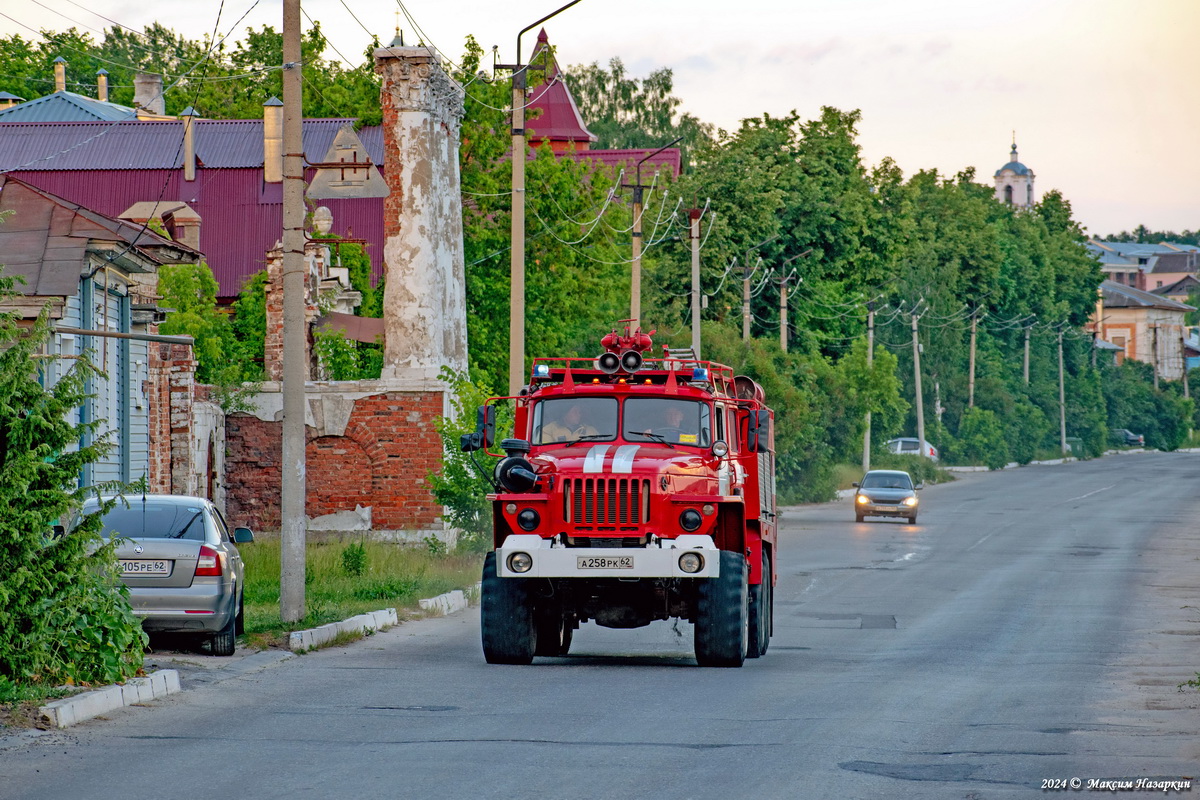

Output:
xmin=507 ymin=552 xmax=533 ymax=573
xmin=679 ymin=509 xmax=703 ymax=532
xmin=679 ymin=552 xmax=704 ymax=573
xmin=517 ymin=508 xmax=540 ymax=531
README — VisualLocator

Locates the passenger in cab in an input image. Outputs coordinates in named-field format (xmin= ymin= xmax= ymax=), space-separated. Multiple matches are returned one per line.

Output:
xmin=542 ymin=403 xmax=600 ymax=442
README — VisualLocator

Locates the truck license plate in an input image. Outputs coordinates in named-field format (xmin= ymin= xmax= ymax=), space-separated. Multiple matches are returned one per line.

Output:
xmin=576 ymin=556 xmax=634 ymax=569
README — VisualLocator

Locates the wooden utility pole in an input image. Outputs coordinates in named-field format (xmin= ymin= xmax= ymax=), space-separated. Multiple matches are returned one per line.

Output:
xmin=912 ymin=310 xmax=926 ymax=459
xmin=862 ymin=302 xmax=875 ymax=473
xmin=280 ymin=0 xmax=306 ymax=622
xmin=689 ymin=208 xmax=702 ymax=358
xmin=967 ymin=311 xmax=978 ymax=407
xmin=1023 ymin=324 xmax=1031 ymax=385
xmin=1058 ymin=329 xmax=1068 ymax=455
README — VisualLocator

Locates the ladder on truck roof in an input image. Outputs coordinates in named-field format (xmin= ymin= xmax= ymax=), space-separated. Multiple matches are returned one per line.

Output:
xmin=662 ymin=347 xmax=699 ymax=371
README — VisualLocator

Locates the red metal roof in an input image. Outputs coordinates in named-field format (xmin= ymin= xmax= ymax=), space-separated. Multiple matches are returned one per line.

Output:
xmin=12 ymin=167 xmax=385 ymax=298
xmin=525 ymin=30 xmax=597 ymax=146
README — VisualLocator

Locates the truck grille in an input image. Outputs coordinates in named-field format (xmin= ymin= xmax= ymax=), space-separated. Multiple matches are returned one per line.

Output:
xmin=564 ymin=478 xmax=651 ymax=526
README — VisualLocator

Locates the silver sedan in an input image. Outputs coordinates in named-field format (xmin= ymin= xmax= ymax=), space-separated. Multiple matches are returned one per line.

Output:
xmin=84 ymin=495 xmax=254 ymax=656
xmin=853 ymin=469 xmax=922 ymax=524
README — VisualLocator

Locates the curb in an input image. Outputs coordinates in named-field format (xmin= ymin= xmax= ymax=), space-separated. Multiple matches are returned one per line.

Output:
xmin=418 ymin=588 xmax=469 ymax=616
xmin=286 ymin=607 xmax=398 ymax=652
xmin=38 ymin=669 xmax=181 ymax=729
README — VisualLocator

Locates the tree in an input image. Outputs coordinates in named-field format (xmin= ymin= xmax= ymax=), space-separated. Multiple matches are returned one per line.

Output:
xmin=0 ymin=274 xmax=145 ymax=694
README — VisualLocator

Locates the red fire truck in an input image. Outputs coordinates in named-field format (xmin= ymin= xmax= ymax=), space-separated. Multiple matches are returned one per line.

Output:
xmin=461 ymin=326 xmax=776 ymax=667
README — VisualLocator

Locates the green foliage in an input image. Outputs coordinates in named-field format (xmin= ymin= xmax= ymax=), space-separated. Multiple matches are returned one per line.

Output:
xmin=0 ymin=24 xmax=382 ymax=122
xmin=1005 ymin=401 xmax=1051 ymax=465
xmin=340 ymin=541 xmax=368 ymax=577
xmin=0 ymin=276 xmax=145 ymax=690
xmin=952 ymin=408 xmax=1010 ymax=470
xmin=313 ymin=328 xmax=381 ymax=381
xmin=428 ymin=368 xmax=505 ymax=552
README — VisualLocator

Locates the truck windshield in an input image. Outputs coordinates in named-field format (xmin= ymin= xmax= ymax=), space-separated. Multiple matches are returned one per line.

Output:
xmin=625 ymin=399 xmax=711 ymax=446
xmin=533 ymin=397 xmax=619 ymax=444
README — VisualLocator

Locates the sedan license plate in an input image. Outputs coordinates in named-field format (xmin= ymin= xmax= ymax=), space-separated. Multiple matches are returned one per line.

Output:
xmin=576 ymin=556 xmax=634 ymax=570
xmin=121 ymin=559 xmax=170 ymax=576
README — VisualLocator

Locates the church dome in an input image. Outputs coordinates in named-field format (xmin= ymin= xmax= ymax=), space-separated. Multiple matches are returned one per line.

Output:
xmin=994 ymin=142 xmax=1032 ymax=176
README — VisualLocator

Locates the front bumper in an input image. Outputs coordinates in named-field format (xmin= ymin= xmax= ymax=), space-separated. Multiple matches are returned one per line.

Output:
xmin=497 ymin=534 xmax=720 ymax=579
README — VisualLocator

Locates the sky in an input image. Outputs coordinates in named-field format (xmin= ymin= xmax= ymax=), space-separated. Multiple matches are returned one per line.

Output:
xmin=1 ymin=0 xmax=1196 ymax=237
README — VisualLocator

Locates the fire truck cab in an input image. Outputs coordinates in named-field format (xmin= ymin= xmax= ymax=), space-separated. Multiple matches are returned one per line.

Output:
xmin=462 ymin=327 xmax=776 ymax=667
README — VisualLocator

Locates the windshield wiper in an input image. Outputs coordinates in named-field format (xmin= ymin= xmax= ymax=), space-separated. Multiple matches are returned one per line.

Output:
xmin=168 ymin=512 xmax=203 ymax=539
xmin=561 ymin=434 xmax=611 ymax=448
xmin=628 ymin=430 xmax=675 ymax=449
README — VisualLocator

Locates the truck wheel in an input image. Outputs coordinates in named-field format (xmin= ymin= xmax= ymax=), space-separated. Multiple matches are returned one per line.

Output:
xmin=481 ymin=552 xmax=535 ymax=665
xmin=747 ymin=550 xmax=771 ymax=658
xmin=534 ymin=606 xmax=572 ymax=657
xmin=694 ymin=550 xmax=748 ymax=668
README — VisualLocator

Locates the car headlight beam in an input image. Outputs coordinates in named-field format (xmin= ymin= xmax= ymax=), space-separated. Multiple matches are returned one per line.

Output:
xmin=902 ymin=496 xmax=918 ymax=507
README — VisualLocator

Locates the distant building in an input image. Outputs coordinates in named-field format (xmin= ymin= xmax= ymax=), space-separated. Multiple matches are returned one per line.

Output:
xmin=993 ymin=141 xmax=1035 ymax=208
xmin=1086 ymin=239 xmax=1200 ymax=292
xmin=1091 ymin=280 xmax=1194 ymax=380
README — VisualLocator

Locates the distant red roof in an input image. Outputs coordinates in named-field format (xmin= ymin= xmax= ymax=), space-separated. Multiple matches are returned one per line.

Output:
xmin=525 ymin=30 xmax=596 ymax=147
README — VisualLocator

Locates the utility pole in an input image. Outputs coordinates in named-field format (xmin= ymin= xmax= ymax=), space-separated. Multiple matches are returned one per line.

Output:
xmin=742 ymin=260 xmax=753 ymax=340
xmin=1058 ymin=329 xmax=1068 ymax=456
xmin=862 ymin=301 xmax=875 ymax=473
xmin=967 ymin=310 xmax=978 ymax=408
xmin=1183 ymin=330 xmax=1191 ymax=400
xmin=1152 ymin=323 xmax=1160 ymax=390
xmin=912 ymin=309 xmax=926 ymax=460
xmin=280 ymin=0 xmax=306 ymax=622
xmin=778 ymin=274 xmax=789 ymax=352
xmin=500 ymin=0 xmax=583 ymax=395
xmin=507 ymin=58 xmax=527 ymax=396
xmin=689 ymin=208 xmax=702 ymax=357
xmin=624 ymin=136 xmax=682 ymax=328
xmin=1023 ymin=324 xmax=1031 ymax=385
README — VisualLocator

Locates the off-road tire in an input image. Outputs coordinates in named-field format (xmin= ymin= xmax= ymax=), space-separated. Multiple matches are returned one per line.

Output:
xmin=694 ymin=550 xmax=748 ymax=668
xmin=481 ymin=552 xmax=535 ymax=664
xmin=747 ymin=549 xmax=771 ymax=658
xmin=210 ymin=610 xmax=237 ymax=657
xmin=534 ymin=605 xmax=572 ymax=657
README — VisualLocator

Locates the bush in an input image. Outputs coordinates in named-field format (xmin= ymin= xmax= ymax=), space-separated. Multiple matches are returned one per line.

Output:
xmin=0 ymin=293 xmax=145 ymax=691
xmin=954 ymin=407 xmax=1010 ymax=470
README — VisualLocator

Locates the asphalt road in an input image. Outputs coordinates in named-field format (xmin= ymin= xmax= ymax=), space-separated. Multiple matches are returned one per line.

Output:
xmin=3 ymin=453 xmax=1199 ymax=799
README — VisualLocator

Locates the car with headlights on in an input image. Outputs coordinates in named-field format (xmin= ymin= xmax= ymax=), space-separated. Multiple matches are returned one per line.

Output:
xmin=853 ymin=469 xmax=921 ymax=524
xmin=83 ymin=495 xmax=254 ymax=656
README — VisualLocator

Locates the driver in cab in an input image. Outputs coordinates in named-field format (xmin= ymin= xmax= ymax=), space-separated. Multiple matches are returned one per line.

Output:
xmin=644 ymin=403 xmax=697 ymax=444
xmin=542 ymin=403 xmax=600 ymax=442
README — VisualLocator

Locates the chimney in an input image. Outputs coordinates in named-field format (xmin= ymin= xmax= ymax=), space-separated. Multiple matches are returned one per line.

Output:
xmin=180 ymin=106 xmax=199 ymax=182
xmin=96 ymin=69 xmax=108 ymax=102
xmin=53 ymin=57 xmax=66 ymax=93
xmin=263 ymin=97 xmax=283 ymax=184
xmin=133 ymin=72 xmax=165 ymax=115
xmin=162 ymin=206 xmax=201 ymax=252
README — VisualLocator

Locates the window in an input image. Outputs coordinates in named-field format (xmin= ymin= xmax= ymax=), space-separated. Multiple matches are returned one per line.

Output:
xmin=861 ymin=472 xmax=913 ymax=490
xmin=532 ymin=397 xmax=618 ymax=444
xmin=96 ymin=501 xmax=209 ymax=541
xmin=1004 ymin=185 xmax=1013 ymax=204
xmin=625 ymin=399 xmax=711 ymax=446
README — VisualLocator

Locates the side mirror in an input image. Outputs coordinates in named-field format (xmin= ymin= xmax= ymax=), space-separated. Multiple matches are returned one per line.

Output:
xmin=461 ymin=405 xmax=496 ymax=452
xmin=915 ymin=483 xmax=924 ymax=491
xmin=747 ymin=409 xmax=771 ymax=453
xmin=851 ymin=482 xmax=859 ymax=488
xmin=233 ymin=527 xmax=255 ymax=543
xmin=478 ymin=405 xmax=496 ymax=448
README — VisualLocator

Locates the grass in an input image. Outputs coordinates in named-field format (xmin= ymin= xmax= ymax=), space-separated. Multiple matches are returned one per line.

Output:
xmin=239 ymin=539 xmax=483 ymax=648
